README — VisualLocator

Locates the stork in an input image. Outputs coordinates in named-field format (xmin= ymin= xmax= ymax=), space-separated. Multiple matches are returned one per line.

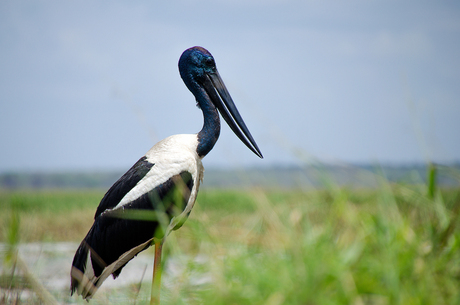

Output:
xmin=70 ymin=46 xmax=263 ymax=301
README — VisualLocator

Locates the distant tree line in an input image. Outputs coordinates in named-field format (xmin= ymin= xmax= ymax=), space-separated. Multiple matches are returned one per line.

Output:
xmin=0 ymin=163 xmax=458 ymax=189
xmin=0 ymin=172 xmax=122 ymax=189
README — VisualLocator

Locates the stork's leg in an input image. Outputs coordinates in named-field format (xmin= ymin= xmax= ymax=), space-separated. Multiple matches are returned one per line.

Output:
xmin=150 ymin=238 xmax=163 ymax=305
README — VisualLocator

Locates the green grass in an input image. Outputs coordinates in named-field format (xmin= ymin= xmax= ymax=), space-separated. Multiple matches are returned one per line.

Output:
xmin=184 ymin=186 xmax=460 ymax=305
xmin=1 ymin=180 xmax=460 ymax=304
xmin=0 ymin=190 xmax=103 ymax=241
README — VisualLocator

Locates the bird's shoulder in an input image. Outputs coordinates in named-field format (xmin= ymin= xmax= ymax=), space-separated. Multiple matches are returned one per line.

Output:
xmin=145 ymin=134 xmax=200 ymax=159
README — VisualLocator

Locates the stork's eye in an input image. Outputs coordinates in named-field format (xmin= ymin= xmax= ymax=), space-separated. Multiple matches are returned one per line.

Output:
xmin=204 ymin=57 xmax=215 ymax=67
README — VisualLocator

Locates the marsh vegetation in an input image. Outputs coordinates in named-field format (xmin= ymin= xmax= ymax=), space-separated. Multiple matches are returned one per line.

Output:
xmin=1 ymin=167 xmax=459 ymax=304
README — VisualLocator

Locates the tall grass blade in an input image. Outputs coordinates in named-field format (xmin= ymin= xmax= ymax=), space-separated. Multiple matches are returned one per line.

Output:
xmin=427 ymin=162 xmax=437 ymax=199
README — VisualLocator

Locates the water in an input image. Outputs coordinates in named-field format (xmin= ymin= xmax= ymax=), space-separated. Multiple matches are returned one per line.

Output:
xmin=1 ymin=242 xmax=211 ymax=302
xmin=1 ymin=242 xmax=154 ymax=292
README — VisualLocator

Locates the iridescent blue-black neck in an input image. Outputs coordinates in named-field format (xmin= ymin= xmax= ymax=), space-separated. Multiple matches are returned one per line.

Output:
xmin=179 ymin=48 xmax=221 ymax=157
xmin=195 ymin=90 xmax=221 ymax=157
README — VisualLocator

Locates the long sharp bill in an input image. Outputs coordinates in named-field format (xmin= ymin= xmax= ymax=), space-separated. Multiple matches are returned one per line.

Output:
xmin=205 ymin=71 xmax=263 ymax=159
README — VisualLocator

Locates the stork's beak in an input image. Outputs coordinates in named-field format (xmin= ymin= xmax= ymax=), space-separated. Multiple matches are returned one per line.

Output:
xmin=203 ymin=71 xmax=263 ymax=159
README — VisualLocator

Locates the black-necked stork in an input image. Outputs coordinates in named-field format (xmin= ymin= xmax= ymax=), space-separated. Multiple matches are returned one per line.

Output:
xmin=70 ymin=46 xmax=263 ymax=301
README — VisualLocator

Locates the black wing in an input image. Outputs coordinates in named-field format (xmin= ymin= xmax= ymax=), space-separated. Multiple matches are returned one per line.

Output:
xmin=94 ymin=156 xmax=154 ymax=218
xmin=71 ymin=171 xmax=194 ymax=298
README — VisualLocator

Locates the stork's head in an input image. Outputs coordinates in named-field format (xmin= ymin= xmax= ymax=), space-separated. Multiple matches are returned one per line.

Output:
xmin=179 ymin=46 xmax=216 ymax=83
xmin=179 ymin=46 xmax=263 ymax=159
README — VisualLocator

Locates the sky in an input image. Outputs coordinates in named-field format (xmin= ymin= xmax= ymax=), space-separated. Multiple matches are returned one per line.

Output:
xmin=1 ymin=0 xmax=459 ymax=172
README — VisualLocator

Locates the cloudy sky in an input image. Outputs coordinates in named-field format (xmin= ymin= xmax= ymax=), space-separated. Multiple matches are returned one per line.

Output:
xmin=1 ymin=1 xmax=459 ymax=172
